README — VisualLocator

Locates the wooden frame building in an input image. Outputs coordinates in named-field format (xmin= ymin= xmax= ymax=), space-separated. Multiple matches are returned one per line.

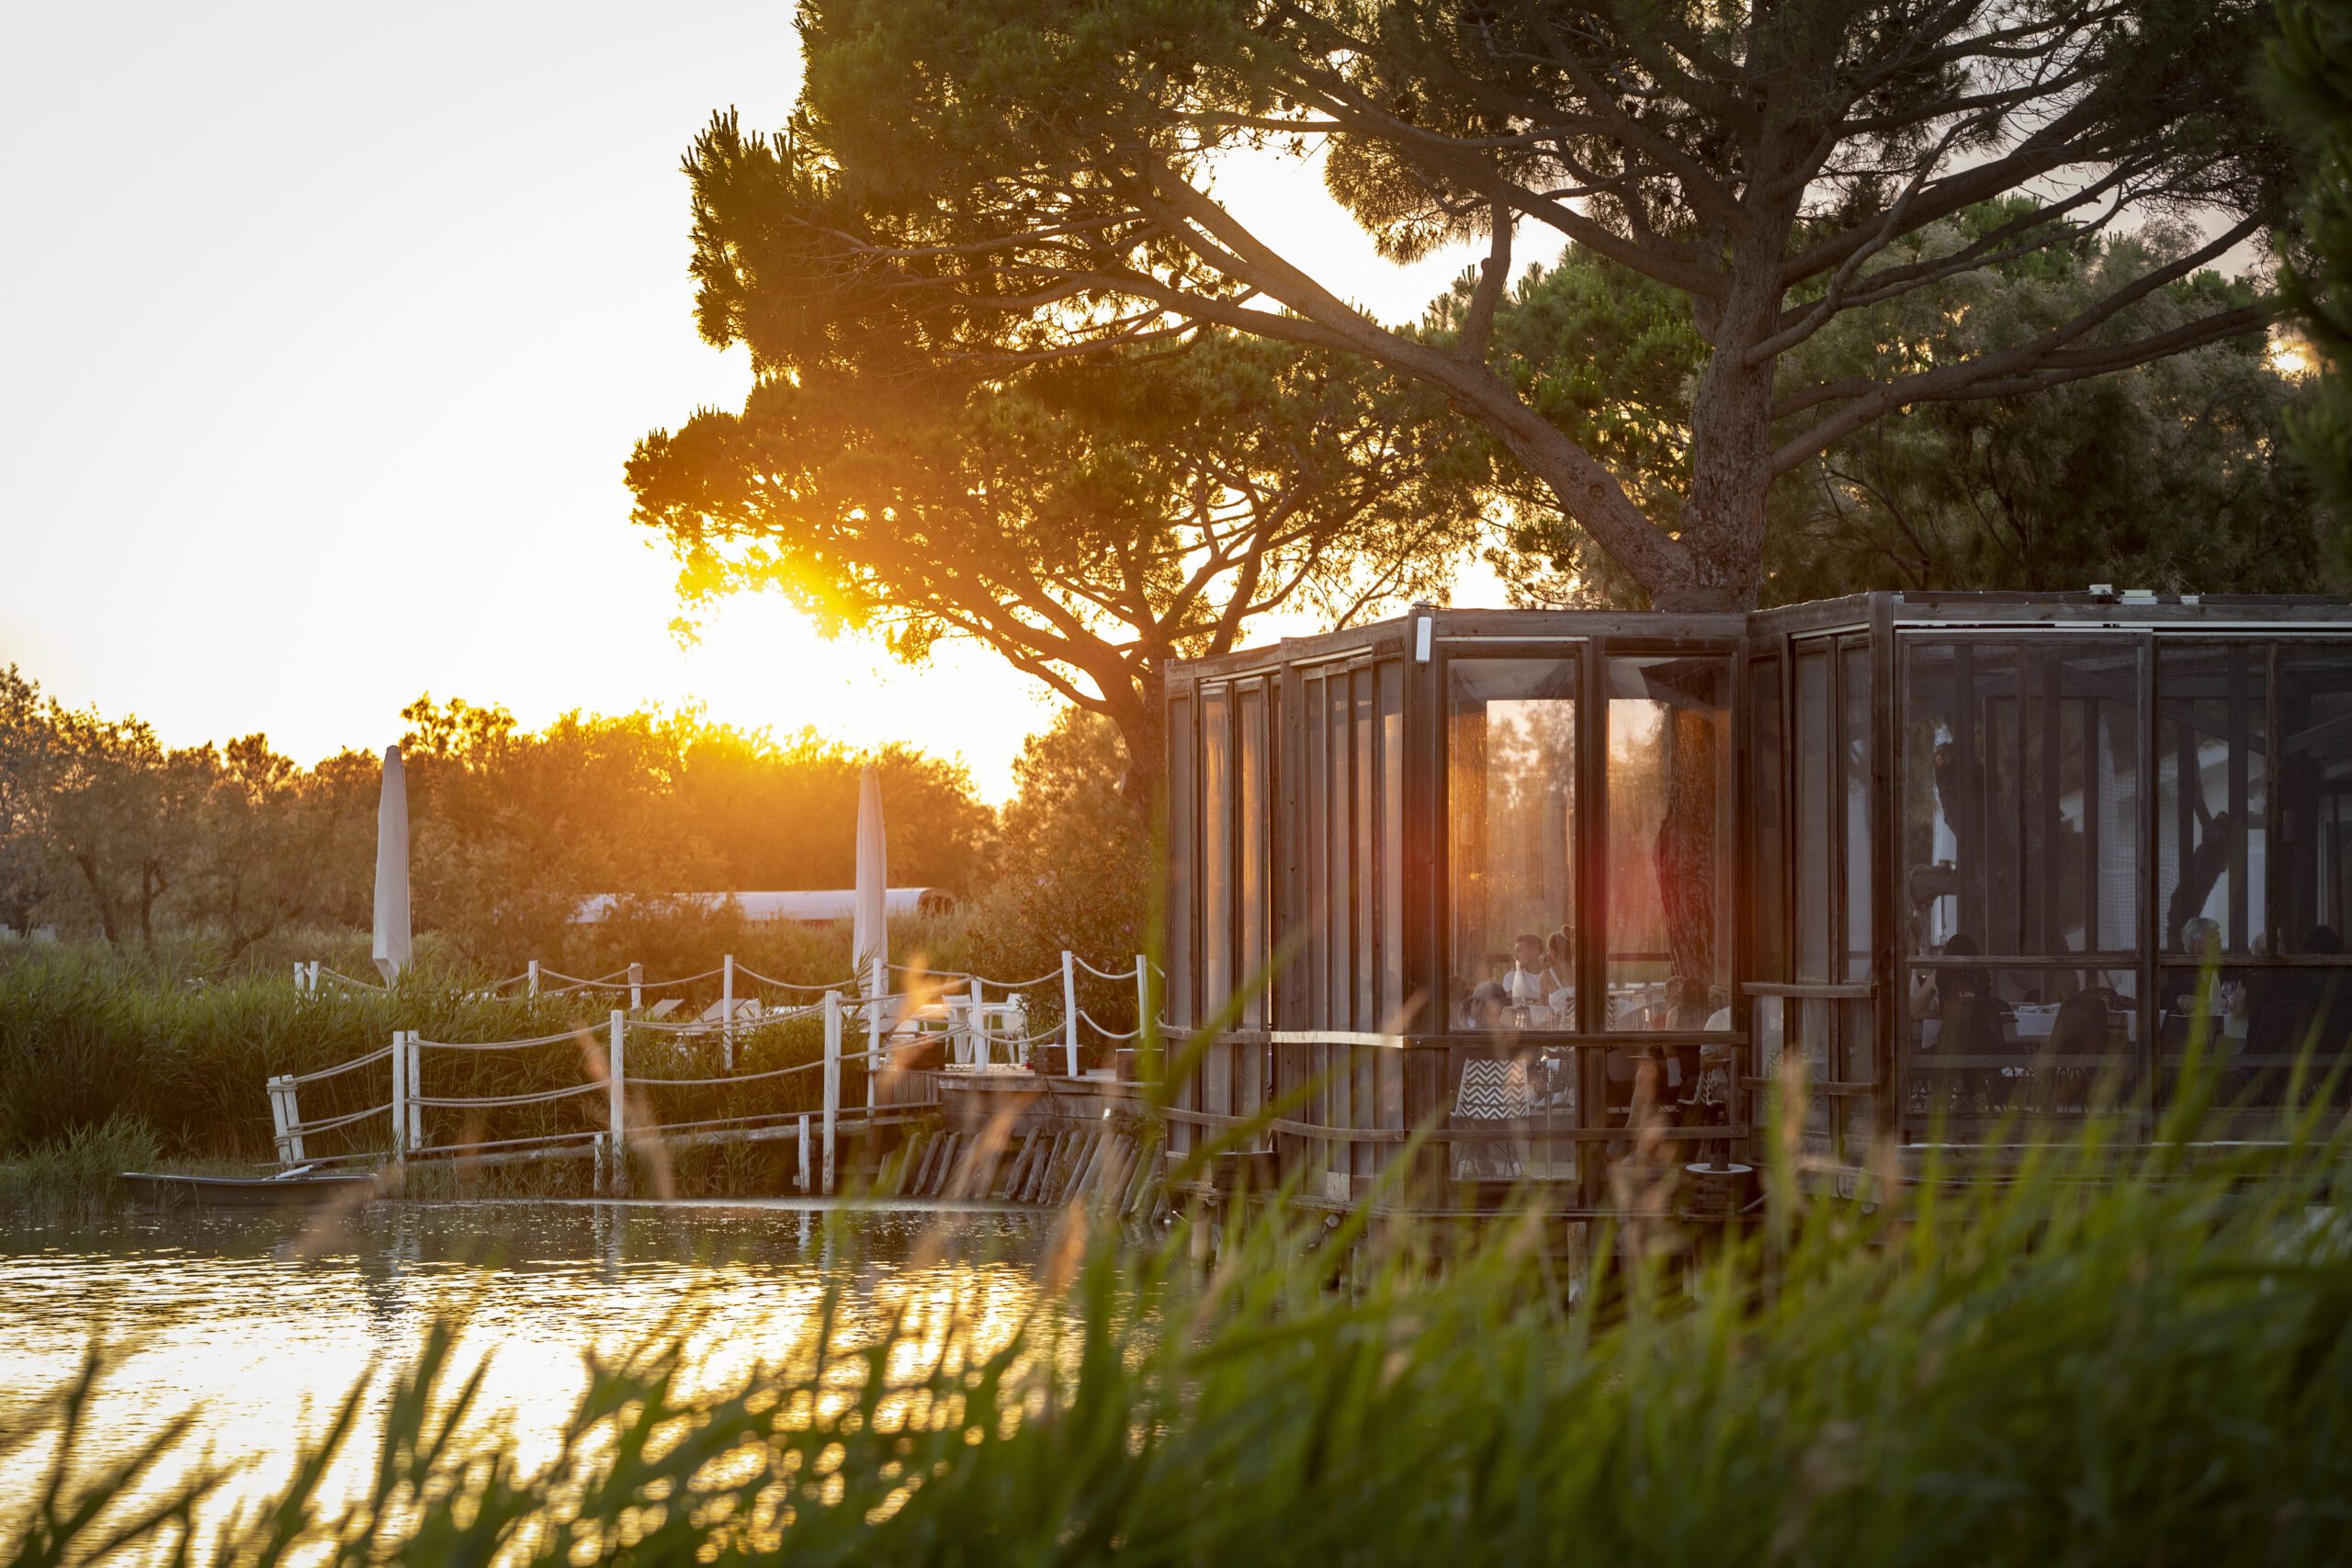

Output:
xmin=1159 ymin=592 xmax=2352 ymax=1213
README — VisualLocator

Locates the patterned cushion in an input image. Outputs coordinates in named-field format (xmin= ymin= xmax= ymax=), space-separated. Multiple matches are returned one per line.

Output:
xmin=1455 ymin=1056 xmax=1533 ymax=1119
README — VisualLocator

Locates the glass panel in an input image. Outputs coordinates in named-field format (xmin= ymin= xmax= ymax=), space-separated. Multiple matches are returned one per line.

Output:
xmin=2018 ymin=643 xmax=2142 ymax=955
xmin=1606 ymin=654 xmax=1733 ymax=1029
xmin=1842 ymin=643 xmax=1873 ymax=984
xmin=1749 ymin=656 xmax=1786 ymax=981
xmin=1355 ymin=671 xmax=1376 ymax=1029
xmin=1168 ymin=694 xmax=1195 ymax=1028
xmin=2277 ymin=647 xmax=2352 ymax=953
xmin=2157 ymin=964 xmax=2352 ymax=1115
xmin=1795 ymin=649 xmax=1832 ymax=981
xmin=1326 ymin=680 xmax=1351 ymax=1030
xmin=1237 ymin=685 xmax=1269 ymax=1029
xmin=1201 ymin=689 xmax=1231 ymax=1021
xmin=1379 ymin=661 xmax=1406 ymax=1028
xmin=1304 ymin=678 xmax=1328 ymax=1026
xmin=1903 ymin=965 xmax=2143 ymax=1124
xmin=1446 ymin=658 xmax=1577 ymax=1032
xmin=1842 ymin=643 xmax=1875 ymax=1085
xmin=2156 ymin=645 xmax=2267 ymax=955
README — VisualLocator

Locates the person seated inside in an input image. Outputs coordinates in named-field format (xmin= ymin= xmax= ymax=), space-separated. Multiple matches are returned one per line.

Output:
xmin=1910 ymin=932 xmax=2004 ymax=1054
xmin=2165 ymin=917 xmax=2246 ymax=1045
xmin=1464 ymin=980 xmax=1513 ymax=1032
xmin=1506 ymin=934 xmax=1566 ymax=1016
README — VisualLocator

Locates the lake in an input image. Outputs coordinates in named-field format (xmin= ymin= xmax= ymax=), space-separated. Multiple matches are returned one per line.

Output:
xmin=0 ymin=1199 xmax=1064 ymax=1554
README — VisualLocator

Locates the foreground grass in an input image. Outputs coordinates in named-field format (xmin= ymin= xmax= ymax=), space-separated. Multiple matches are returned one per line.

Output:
xmin=6 ymin=1092 xmax=2350 ymax=1567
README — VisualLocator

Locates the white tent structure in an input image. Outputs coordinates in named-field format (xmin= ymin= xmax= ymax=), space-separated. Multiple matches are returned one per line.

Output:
xmin=372 ymin=744 xmax=413 ymax=984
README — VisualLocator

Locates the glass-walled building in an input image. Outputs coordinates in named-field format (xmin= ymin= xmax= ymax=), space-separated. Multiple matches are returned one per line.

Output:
xmin=1159 ymin=593 xmax=2352 ymax=1210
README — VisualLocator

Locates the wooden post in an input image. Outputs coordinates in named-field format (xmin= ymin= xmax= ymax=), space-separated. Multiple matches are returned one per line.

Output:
xmin=866 ymin=955 xmax=884 ymax=1111
xmin=307 ymin=960 xmax=320 ymax=994
xmin=527 ymin=959 xmax=540 ymax=998
xmin=404 ymin=1032 xmax=423 ymax=1152
xmin=1136 ymin=953 xmax=1151 ymax=1043
xmin=1062 ymin=951 xmax=1081 ymax=1077
xmin=821 ymin=991 xmax=842 ymax=1195
xmin=608 ymin=1010 xmax=628 ymax=1196
xmin=798 ymin=1111 xmax=811 ymax=1191
xmin=292 ymin=963 xmax=303 ymax=993
xmin=721 ymin=953 xmax=736 ymax=1072
xmin=628 ymin=962 xmax=643 ymax=1013
xmin=389 ymin=1032 xmax=407 ymax=1162
xmin=267 ymin=1076 xmax=291 ymax=1164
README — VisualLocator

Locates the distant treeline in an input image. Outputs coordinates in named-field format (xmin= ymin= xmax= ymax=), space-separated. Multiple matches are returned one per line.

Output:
xmin=0 ymin=668 xmax=1093 ymax=967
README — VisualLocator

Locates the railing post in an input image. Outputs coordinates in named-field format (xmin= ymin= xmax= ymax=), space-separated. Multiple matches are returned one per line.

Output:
xmin=292 ymin=963 xmax=303 ymax=993
xmin=404 ymin=1031 xmax=423 ymax=1153
xmin=798 ymin=1111 xmax=811 ymax=1191
xmin=306 ymin=960 xmax=320 ymax=994
xmin=866 ymin=956 xmax=884 ymax=1111
xmin=388 ymin=1031 xmax=407 ymax=1163
xmin=821 ymin=991 xmax=842 ymax=1194
xmin=608 ymin=1010 xmax=628 ymax=1196
xmin=267 ymin=1075 xmax=292 ymax=1164
xmin=628 ymin=963 xmax=643 ymax=1014
xmin=721 ymin=953 xmax=737 ymax=1071
xmin=527 ymin=959 xmax=540 ymax=998
xmin=1062 ymin=951 xmax=1081 ymax=1077
xmin=1136 ymin=953 xmax=1150 ymax=1043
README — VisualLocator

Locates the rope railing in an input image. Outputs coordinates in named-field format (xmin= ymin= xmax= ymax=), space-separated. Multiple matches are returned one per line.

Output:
xmin=622 ymin=1058 xmax=827 ymax=1089
xmin=730 ymin=964 xmax=858 ymax=992
xmin=1070 ymin=954 xmax=1146 ymax=982
xmin=411 ymin=1029 xmax=592 ymax=1053
xmin=286 ymin=1101 xmax=392 ymax=1137
xmin=1078 ymin=1010 xmax=1148 ymax=1042
xmin=413 ymin=1082 xmax=604 ymax=1111
xmin=285 ymin=1043 xmax=396 ymax=1086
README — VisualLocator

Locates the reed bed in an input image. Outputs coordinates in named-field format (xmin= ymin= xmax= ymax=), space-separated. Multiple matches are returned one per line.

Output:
xmin=6 ymin=1074 xmax=2350 ymax=1567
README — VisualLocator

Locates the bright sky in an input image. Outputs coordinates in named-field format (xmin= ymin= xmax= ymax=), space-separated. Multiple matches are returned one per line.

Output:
xmin=0 ymin=3 xmax=1509 ymax=801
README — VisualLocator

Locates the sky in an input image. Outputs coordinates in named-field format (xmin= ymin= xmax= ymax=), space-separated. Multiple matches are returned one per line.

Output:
xmin=0 ymin=2 xmax=1508 ymax=801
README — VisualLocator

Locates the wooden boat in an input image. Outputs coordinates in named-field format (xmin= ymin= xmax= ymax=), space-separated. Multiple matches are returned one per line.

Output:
xmin=119 ymin=1169 xmax=380 ymax=1208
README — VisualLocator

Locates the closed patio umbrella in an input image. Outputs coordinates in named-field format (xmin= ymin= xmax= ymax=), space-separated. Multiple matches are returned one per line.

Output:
xmin=852 ymin=763 xmax=888 ymax=994
xmin=372 ymin=744 xmax=412 ymax=984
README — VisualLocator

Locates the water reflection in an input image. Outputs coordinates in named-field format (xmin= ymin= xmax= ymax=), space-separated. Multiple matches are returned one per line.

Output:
xmin=0 ymin=1201 xmax=1057 ymax=1551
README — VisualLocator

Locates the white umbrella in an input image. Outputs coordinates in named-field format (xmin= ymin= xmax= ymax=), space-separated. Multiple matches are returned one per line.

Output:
xmin=372 ymin=744 xmax=413 ymax=984
xmin=851 ymin=763 xmax=888 ymax=996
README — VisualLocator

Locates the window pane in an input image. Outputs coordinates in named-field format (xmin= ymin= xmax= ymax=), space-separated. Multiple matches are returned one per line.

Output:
xmin=1796 ymin=649 xmax=1832 ymax=981
xmin=1842 ymin=643 xmax=1872 ymax=985
xmin=1902 ymin=965 xmax=2142 ymax=1128
xmin=2277 ymin=647 xmax=2352 ymax=952
xmin=1606 ymin=655 xmax=1732 ymax=1029
xmin=2018 ymin=643 xmax=2141 ymax=955
xmin=1379 ymin=661 xmax=1407 ymax=1028
xmin=1447 ymin=659 xmax=1577 ymax=1032
xmin=1168 ymin=694 xmax=1194 ymax=1027
xmin=2157 ymin=645 xmax=2267 ymax=954
xmin=1327 ymin=680 xmax=1351 ymax=1029
xmin=1355 ymin=671 xmax=1375 ymax=1030
xmin=1748 ymin=657 xmax=1786 ymax=981
xmin=1201 ymin=689 xmax=1231 ymax=1019
xmin=1305 ymin=678 xmax=1329 ymax=1026
xmin=1238 ymin=685 xmax=1270 ymax=1029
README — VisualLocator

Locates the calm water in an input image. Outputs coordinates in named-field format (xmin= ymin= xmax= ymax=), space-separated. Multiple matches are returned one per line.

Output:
xmin=0 ymin=1199 xmax=1061 ymax=1551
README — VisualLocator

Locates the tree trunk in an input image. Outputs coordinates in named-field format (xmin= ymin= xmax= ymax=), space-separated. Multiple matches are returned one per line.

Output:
xmin=1108 ymin=668 xmax=1166 ymax=808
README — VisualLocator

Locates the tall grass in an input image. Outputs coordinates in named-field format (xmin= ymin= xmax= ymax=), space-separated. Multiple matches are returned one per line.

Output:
xmin=0 ymin=942 xmax=854 ymax=1167
xmin=8 ymin=1083 xmax=2350 ymax=1566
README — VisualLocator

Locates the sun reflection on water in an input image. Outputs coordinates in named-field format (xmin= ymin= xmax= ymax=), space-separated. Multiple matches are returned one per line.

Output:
xmin=0 ymin=1201 xmax=1058 ymax=1559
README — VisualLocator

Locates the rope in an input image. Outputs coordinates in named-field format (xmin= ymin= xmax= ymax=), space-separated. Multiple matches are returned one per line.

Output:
xmin=731 ymin=965 xmax=856 ymax=992
xmin=624 ymin=1058 xmax=825 ymax=1088
xmin=315 ymin=968 xmax=386 ymax=991
xmin=413 ymin=1030 xmax=591 ymax=1053
xmin=286 ymin=1044 xmax=394 ymax=1085
xmin=1077 ymin=1010 xmax=1145 ymax=1041
xmin=1071 ymin=955 xmax=1144 ymax=982
xmin=413 ymin=1081 xmax=604 ymax=1111
xmin=628 ymin=1009 xmax=822 ymax=1033
xmin=288 ymin=1101 xmax=392 ymax=1135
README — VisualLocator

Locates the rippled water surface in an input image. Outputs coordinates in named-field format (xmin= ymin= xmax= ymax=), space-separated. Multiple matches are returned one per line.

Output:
xmin=0 ymin=1199 xmax=1060 ymax=1549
